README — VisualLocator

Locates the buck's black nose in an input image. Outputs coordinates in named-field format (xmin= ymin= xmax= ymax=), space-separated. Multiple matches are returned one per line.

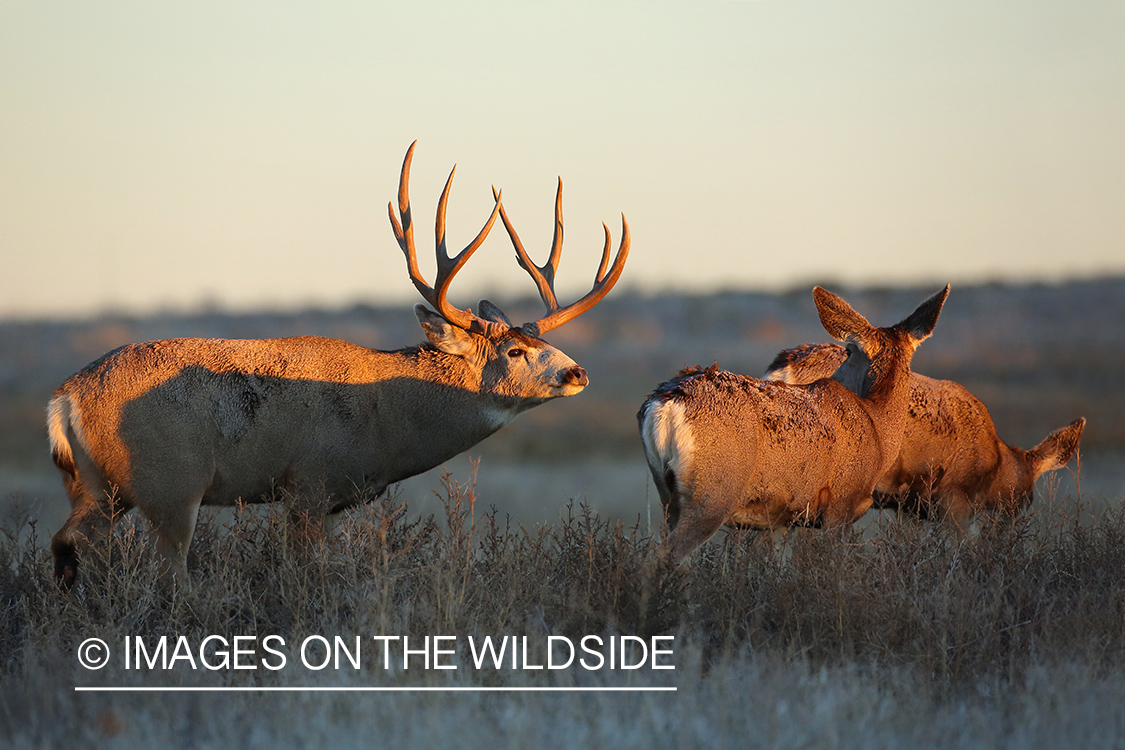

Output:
xmin=562 ymin=366 xmax=588 ymax=387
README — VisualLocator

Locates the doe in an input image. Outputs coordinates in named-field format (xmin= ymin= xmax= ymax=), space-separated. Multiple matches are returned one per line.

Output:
xmin=764 ymin=342 xmax=1084 ymax=527
xmin=638 ymin=285 xmax=948 ymax=563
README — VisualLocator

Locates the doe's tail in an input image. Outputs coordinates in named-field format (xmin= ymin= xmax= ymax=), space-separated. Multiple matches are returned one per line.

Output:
xmin=639 ymin=398 xmax=695 ymax=502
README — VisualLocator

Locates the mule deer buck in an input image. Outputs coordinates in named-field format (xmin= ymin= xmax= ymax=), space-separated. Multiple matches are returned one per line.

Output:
xmin=48 ymin=142 xmax=630 ymax=587
xmin=764 ymin=342 xmax=1085 ymax=527
xmin=638 ymin=286 xmax=948 ymax=563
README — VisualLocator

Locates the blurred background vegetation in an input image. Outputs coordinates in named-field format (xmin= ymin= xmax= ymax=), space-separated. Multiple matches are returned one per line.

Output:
xmin=2 ymin=278 xmax=1122 ymax=531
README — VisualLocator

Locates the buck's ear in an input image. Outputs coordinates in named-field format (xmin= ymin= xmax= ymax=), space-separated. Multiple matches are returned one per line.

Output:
xmin=896 ymin=284 xmax=950 ymax=344
xmin=813 ymin=287 xmax=873 ymax=344
xmin=477 ymin=299 xmax=512 ymax=327
xmin=415 ymin=304 xmax=479 ymax=358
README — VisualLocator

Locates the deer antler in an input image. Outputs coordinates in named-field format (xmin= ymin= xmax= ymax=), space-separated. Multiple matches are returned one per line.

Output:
xmin=388 ymin=141 xmax=507 ymax=336
xmin=492 ymin=179 xmax=629 ymax=337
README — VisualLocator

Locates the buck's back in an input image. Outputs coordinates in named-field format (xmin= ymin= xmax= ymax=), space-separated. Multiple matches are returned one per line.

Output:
xmin=56 ymin=336 xmax=488 ymax=504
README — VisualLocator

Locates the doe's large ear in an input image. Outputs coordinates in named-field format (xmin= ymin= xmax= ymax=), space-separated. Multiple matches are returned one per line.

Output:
xmin=896 ymin=284 xmax=950 ymax=344
xmin=1028 ymin=417 xmax=1086 ymax=476
xmin=415 ymin=304 xmax=479 ymax=358
xmin=813 ymin=287 xmax=873 ymax=344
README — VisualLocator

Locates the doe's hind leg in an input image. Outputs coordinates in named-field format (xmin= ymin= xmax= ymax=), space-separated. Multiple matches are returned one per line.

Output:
xmin=940 ymin=489 xmax=973 ymax=537
xmin=659 ymin=484 xmax=730 ymax=565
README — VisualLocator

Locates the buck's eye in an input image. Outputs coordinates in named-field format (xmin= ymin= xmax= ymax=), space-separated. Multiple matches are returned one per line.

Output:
xmin=507 ymin=348 xmax=525 ymax=359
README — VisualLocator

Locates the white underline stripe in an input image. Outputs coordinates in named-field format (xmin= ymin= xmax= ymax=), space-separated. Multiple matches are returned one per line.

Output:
xmin=75 ymin=686 xmax=676 ymax=693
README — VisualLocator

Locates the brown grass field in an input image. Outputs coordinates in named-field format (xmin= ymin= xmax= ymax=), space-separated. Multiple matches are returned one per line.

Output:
xmin=2 ymin=476 xmax=1125 ymax=748
xmin=1 ymin=280 xmax=1123 ymax=748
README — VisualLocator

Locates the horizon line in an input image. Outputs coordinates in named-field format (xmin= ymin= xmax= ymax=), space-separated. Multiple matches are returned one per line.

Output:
xmin=75 ymin=685 xmax=677 ymax=693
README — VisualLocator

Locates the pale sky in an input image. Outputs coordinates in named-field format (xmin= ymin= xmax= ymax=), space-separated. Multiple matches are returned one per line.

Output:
xmin=2 ymin=1 xmax=1123 ymax=320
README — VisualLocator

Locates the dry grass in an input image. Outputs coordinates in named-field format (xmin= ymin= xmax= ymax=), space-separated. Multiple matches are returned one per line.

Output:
xmin=1 ymin=469 xmax=1124 ymax=748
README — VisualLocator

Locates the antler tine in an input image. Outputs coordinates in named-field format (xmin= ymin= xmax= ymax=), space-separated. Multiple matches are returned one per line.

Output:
xmin=496 ymin=177 xmax=629 ymax=338
xmin=388 ymin=141 xmax=437 ymax=306
xmin=493 ymin=183 xmax=562 ymax=313
xmin=594 ymin=221 xmax=612 ymax=282
xmin=544 ymin=177 xmax=565 ymax=287
xmin=388 ymin=142 xmax=506 ymax=335
xmin=529 ymin=213 xmax=629 ymax=335
xmin=432 ymin=167 xmax=504 ymax=326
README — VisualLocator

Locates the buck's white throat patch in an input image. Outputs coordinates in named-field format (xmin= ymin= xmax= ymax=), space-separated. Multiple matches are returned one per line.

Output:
xmin=484 ymin=405 xmax=522 ymax=431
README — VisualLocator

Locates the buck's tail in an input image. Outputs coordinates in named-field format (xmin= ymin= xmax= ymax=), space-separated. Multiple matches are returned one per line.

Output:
xmin=47 ymin=394 xmax=78 ymax=477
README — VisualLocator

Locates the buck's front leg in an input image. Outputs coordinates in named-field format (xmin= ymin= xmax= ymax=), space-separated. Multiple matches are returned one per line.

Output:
xmin=146 ymin=495 xmax=203 ymax=588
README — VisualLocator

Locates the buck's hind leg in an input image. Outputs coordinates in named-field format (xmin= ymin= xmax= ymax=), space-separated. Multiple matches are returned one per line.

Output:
xmin=51 ymin=475 xmax=134 ymax=589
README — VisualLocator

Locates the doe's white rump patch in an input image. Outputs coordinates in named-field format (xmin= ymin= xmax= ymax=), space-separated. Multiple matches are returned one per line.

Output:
xmin=640 ymin=399 xmax=694 ymax=484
